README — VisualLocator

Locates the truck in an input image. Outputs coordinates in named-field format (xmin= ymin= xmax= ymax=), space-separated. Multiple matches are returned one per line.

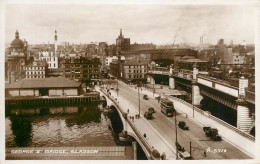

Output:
xmin=203 ymin=126 xmax=222 ymax=141
xmin=160 ymin=98 xmax=174 ymax=117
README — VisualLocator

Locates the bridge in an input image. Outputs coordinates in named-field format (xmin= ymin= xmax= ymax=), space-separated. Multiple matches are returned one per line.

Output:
xmin=147 ymin=67 xmax=255 ymax=134
xmin=98 ymin=86 xmax=176 ymax=160
xmin=96 ymin=80 xmax=254 ymax=160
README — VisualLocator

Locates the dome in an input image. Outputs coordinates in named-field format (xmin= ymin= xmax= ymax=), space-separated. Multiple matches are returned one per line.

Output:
xmin=10 ymin=30 xmax=24 ymax=48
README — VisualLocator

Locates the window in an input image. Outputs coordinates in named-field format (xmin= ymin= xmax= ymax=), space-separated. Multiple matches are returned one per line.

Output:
xmin=54 ymin=63 xmax=55 ymax=67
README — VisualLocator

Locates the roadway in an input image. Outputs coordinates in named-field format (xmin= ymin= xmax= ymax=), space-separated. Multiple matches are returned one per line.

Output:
xmin=106 ymin=81 xmax=251 ymax=160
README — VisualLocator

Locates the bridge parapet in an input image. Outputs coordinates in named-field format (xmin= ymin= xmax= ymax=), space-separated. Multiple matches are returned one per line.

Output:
xmin=245 ymin=89 xmax=255 ymax=104
xmin=197 ymin=75 xmax=239 ymax=98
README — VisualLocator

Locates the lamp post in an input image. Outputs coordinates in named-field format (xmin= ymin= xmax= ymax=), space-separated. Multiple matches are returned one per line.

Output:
xmin=153 ymin=81 xmax=155 ymax=97
xmin=175 ymin=110 xmax=178 ymax=159
xmin=137 ymin=82 xmax=141 ymax=116
xmin=192 ymin=80 xmax=195 ymax=118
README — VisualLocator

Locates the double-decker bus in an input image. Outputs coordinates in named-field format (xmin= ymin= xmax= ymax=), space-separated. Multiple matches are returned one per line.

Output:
xmin=160 ymin=98 xmax=174 ymax=117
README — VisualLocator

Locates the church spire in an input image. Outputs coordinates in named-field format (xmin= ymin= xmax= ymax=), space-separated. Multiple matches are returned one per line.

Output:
xmin=120 ymin=29 xmax=122 ymax=37
xmin=54 ymin=30 xmax=57 ymax=41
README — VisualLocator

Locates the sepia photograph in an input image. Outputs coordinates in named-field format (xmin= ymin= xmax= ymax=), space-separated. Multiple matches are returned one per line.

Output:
xmin=0 ymin=0 xmax=259 ymax=163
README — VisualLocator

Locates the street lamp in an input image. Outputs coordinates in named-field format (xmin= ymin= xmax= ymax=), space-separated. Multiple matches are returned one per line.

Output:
xmin=192 ymin=80 xmax=195 ymax=118
xmin=137 ymin=82 xmax=142 ymax=116
xmin=153 ymin=81 xmax=155 ymax=97
xmin=175 ymin=110 xmax=178 ymax=159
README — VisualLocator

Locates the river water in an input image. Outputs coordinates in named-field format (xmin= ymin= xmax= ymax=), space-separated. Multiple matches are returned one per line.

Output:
xmin=5 ymin=103 xmax=117 ymax=148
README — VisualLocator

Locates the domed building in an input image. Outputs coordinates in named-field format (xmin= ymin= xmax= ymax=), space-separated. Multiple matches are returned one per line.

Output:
xmin=10 ymin=30 xmax=26 ymax=56
xmin=6 ymin=30 xmax=28 ymax=83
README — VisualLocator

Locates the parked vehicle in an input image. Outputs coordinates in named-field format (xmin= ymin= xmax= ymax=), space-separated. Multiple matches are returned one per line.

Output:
xmin=178 ymin=121 xmax=189 ymax=130
xmin=160 ymin=98 xmax=174 ymax=117
xmin=203 ymin=126 xmax=222 ymax=141
xmin=143 ymin=94 xmax=149 ymax=100
xmin=148 ymin=107 xmax=155 ymax=113
xmin=144 ymin=111 xmax=153 ymax=119
xmin=175 ymin=142 xmax=192 ymax=160
xmin=178 ymin=151 xmax=192 ymax=160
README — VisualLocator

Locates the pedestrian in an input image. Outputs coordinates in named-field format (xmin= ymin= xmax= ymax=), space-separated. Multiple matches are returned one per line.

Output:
xmin=204 ymin=151 xmax=207 ymax=157
xmin=161 ymin=152 xmax=166 ymax=160
xmin=143 ymin=133 xmax=146 ymax=138
xmin=127 ymin=109 xmax=129 ymax=114
xmin=132 ymin=116 xmax=134 ymax=122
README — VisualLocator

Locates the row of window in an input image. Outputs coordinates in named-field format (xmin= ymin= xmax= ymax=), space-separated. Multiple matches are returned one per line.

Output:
xmin=126 ymin=65 xmax=146 ymax=68
xmin=26 ymin=67 xmax=45 ymax=70
xmin=48 ymin=63 xmax=57 ymax=68
xmin=26 ymin=71 xmax=45 ymax=75
xmin=65 ymin=69 xmax=99 ymax=73
xmin=65 ymin=75 xmax=99 ymax=79
xmin=26 ymin=75 xmax=45 ymax=78
xmin=127 ymin=70 xmax=146 ymax=73
xmin=65 ymin=64 xmax=99 ymax=68
xmin=128 ymin=74 xmax=145 ymax=79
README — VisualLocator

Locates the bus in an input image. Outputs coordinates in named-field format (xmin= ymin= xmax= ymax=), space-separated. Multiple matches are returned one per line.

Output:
xmin=160 ymin=98 xmax=174 ymax=117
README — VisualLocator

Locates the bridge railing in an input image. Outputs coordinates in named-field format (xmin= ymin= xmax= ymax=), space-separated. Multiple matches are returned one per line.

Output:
xmin=170 ymin=97 xmax=255 ymax=142
xmin=100 ymin=88 xmax=155 ymax=158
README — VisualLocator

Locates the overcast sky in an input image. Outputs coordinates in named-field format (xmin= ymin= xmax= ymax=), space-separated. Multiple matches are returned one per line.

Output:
xmin=5 ymin=4 xmax=256 ymax=45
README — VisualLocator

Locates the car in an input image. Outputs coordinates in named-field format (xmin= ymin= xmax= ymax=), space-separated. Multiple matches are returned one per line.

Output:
xmin=148 ymin=107 xmax=155 ymax=113
xmin=178 ymin=121 xmax=189 ymax=130
xmin=144 ymin=111 xmax=153 ymax=119
xmin=143 ymin=94 xmax=149 ymax=100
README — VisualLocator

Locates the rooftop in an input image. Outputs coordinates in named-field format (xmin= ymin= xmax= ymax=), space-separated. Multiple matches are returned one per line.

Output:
xmin=6 ymin=77 xmax=81 ymax=89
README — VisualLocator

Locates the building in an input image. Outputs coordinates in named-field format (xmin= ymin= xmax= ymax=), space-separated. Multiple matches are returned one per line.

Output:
xmin=63 ymin=56 xmax=101 ymax=83
xmin=116 ymin=29 xmax=130 ymax=51
xmin=130 ymin=43 xmax=156 ymax=51
xmin=110 ymin=58 xmax=148 ymax=84
xmin=34 ymin=31 xmax=59 ymax=69
xmin=25 ymin=60 xmax=47 ymax=78
xmin=176 ymin=56 xmax=209 ymax=72
xmin=5 ymin=77 xmax=81 ymax=97
xmin=229 ymin=52 xmax=245 ymax=65
xmin=37 ymin=50 xmax=59 ymax=69
xmin=6 ymin=30 xmax=28 ymax=83
xmin=105 ymin=56 xmax=125 ymax=67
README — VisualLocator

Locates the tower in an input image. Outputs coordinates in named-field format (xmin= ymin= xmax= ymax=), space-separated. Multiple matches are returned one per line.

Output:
xmin=54 ymin=30 xmax=58 ymax=56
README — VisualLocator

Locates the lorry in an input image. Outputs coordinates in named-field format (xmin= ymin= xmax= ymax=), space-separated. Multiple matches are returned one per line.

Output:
xmin=203 ymin=126 xmax=222 ymax=141
xmin=160 ymin=98 xmax=174 ymax=117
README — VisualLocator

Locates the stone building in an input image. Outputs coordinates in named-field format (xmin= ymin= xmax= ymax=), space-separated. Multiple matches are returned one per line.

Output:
xmin=25 ymin=60 xmax=47 ymax=79
xmin=63 ymin=56 xmax=101 ymax=83
xmin=116 ymin=29 xmax=130 ymax=51
xmin=6 ymin=30 xmax=28 ymax=83
xmin=110 ymin=58 xmax=148 ymax=84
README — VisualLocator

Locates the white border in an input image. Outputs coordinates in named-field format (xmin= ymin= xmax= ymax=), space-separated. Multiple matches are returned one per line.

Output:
xmin=0 ymin=0 xmax=259 ymax=164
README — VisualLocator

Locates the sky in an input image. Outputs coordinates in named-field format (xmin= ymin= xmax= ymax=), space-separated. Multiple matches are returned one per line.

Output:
xmin=5 ymin=4 xmax=256 ymax=45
